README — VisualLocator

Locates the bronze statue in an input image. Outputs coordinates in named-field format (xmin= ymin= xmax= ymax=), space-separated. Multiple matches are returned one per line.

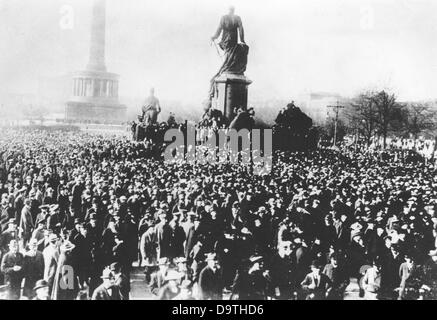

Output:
xmin=142 ymin=88 xmax=161 ymax=125
xmin=209 ymin=6 xmax=249 ymax=99
xmin=211 ymin=6 xmax=245 ymax=52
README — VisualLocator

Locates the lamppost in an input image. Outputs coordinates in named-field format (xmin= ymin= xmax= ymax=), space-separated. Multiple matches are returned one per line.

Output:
xmin=327 ymin=101 xmax=345 ymax=147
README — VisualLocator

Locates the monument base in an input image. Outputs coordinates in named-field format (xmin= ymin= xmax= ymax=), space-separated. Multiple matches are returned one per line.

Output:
xmin=213 ymin=73 xmax=252 ymax=123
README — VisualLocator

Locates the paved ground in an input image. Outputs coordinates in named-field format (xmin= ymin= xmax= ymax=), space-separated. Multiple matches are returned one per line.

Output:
xmin=129 ymin=264 xmax=365 ymax=300
xmin=130 ymin=266 xmax=154 ymax=300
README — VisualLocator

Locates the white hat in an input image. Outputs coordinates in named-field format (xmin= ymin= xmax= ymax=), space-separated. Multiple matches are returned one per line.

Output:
xmin=165 ymin=270 xmax=183 ymax=281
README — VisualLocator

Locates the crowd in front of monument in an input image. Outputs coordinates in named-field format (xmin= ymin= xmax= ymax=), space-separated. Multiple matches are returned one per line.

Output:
xmin=0 ymin=125 xmax=437 ymax=300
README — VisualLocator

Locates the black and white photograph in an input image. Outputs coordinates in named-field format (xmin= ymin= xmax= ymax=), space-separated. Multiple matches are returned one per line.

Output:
xmin=1 ymin=0 xmax=437 ymax=305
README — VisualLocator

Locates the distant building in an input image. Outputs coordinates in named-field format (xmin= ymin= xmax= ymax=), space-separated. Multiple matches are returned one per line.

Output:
xmin=65 ymin=0 xmax=126 ymax=123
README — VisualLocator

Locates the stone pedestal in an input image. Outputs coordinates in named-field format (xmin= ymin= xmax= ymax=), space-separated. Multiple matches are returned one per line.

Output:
xmin=66 ymin=70 xmax=126 ymax=122
xmin=213 ymin=73 xmax=252 ymax=122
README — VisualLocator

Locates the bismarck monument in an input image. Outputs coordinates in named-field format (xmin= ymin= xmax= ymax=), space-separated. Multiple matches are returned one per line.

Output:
xmin=66 ymin=0 xmax=126 ymax=123
xmin=208 ymin=6 xmax=252 ymax=123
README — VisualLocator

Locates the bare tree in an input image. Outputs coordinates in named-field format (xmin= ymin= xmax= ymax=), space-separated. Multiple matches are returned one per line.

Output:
xmin=401 ymin=102 xmax=436 ymax=139
xmin=371 ymin=90 xmax=402 ymax=149
xmin=345 ymin=91 xmax=377 ymax=146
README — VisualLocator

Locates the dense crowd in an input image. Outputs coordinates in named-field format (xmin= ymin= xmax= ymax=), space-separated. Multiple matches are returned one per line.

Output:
xmin=0 ymin=127 xmax=437 ymax=300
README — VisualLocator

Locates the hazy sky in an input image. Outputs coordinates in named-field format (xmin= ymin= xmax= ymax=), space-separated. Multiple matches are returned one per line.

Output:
xmin=1 ymin=0 xmax=437 ymax=104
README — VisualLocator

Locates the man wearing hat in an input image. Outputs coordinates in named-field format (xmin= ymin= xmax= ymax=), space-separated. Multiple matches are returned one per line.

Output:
xmin=71 ymin=179 xmax=84 ymax=220
xmin=300 ymin=260 xmax=332 ymax=300
xmin=168 ymin=212 xmax=186 ymax=259
xmin=13 ymin=186 xmax=27 ymax=223
xmin=380 ymin=244 xmax=403 ymax=299
xmin=348 ymin=233 xmax=368 ymax=296
xmin=57 ymin=186 xmax=70 ymax=220
xmin=46 ymin=205 xmax=61 ymax=234
xmin=111 ymin=262 xmax=130 ymax=300
xmin=69 ymin=218 xmax=82 ymax=242
xmin=184 ymin=212 xmax=201 ymax=261
xmin=117 ymin=195 xmax=128 ymax=220
xmin=269 ymin=241 xmax=297 ymax=300
xmin=231 ymin=255 xmax=270 ymax=300
xmin=155 ymin=209 xmax=172 ymax=259
xmin=322 ymin=253 xmax=349 ymax=300
xmin=23 ymin=238 xmax=44 ymax=299
xmin=85 ymin=212 xmax=101 ymax=246
xmin=0 ymin=239 xmax=24 ymax=299
xmin=0 ymin=218 xmax=19 ymax=255
xmin=0 ymin=197 xmax=14 ymax=233
xmin=35 ymin=205 xmax=50 ymax=227
xmin=198 ymin=253 xmax=223 ymax=300
xmin=91 ymin=268 xmax=122 ymax=300
xmin=33 ymin=279 xmax=50 ymax=300
xmin=31 ymin=218 xmax=47 ymax=252
xmin=42 ymin=233 xmax=60 ymax=295
xmin=19 ymin=198 xmax=34 ymax=244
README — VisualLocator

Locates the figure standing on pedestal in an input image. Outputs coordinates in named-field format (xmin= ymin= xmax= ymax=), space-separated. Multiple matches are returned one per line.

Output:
xmin=209 ymin=6 xmax=249 ymax=100
xmin=142 ymin=88 xmax=162 ymax=125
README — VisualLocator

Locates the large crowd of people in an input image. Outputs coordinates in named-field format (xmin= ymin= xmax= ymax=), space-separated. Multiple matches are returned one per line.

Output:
xmin=0 ymin=126 xmax=436 ymax=300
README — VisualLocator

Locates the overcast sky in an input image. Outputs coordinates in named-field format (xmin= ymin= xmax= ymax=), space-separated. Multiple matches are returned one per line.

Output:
xmin=1 ymin=0 xmax=437 ymax=104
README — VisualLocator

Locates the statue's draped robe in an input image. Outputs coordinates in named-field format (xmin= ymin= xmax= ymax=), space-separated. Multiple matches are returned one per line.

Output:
xmin=209 ymin=14 xmax=249 ymax=99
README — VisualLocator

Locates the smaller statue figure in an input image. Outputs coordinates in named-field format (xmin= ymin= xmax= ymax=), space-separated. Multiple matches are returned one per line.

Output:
xmin=142 ymin=88 xmax=161 ymax=125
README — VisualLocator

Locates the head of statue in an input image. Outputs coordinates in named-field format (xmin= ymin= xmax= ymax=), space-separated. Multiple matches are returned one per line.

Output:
xmin=150 ymin=88 xmax=155 ymax=96
xmin=228 ymin=5 xmax=235 ymax=15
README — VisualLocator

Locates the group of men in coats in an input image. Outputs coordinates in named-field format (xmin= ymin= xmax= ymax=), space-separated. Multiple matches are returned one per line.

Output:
xmin=0 ymin=127 xmax=437 ymax=300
